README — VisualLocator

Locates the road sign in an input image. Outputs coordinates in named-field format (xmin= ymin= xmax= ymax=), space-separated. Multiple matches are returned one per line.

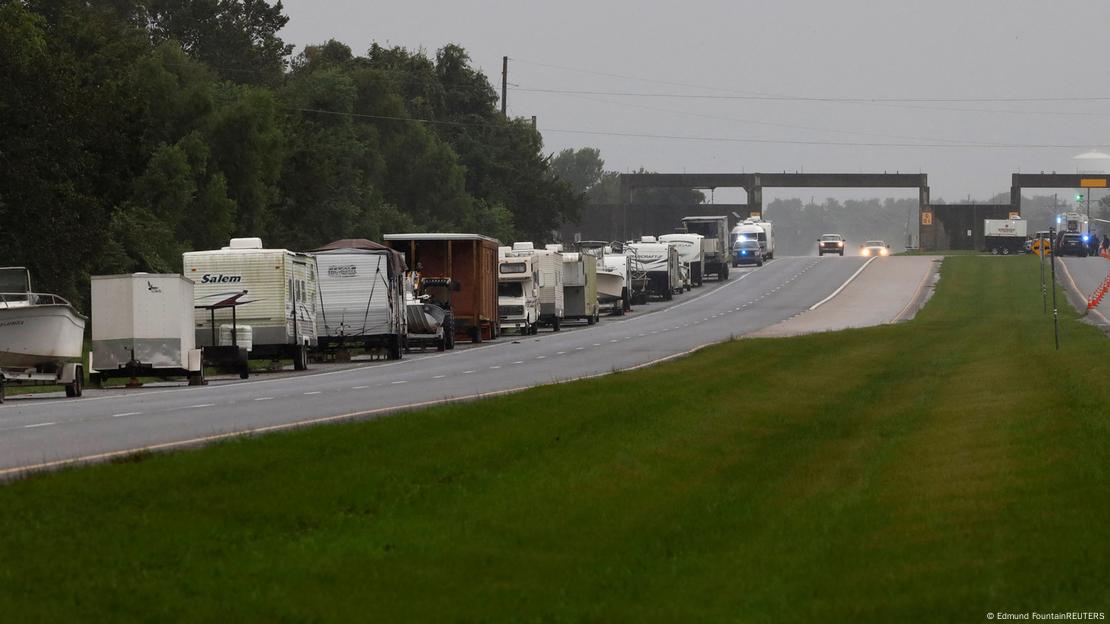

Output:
xmin=1080 ymin=178 xmax=1107 ymax=188
xmin=921 ymin=211 xmax=933 ymax=225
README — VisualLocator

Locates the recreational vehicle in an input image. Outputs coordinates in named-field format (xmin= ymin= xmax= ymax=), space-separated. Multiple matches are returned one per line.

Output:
xmin=498 ymin=245 xmax=541 ymax=335
xmin=183 ymin=238 xmax=318 ymax=370
xmin=312 ymin=239 xmax=407 ymax=360
xmin=561 ymin=252 xmax=599 ymax=325
xmin=659 ymin=233 xmax=705 ymax=288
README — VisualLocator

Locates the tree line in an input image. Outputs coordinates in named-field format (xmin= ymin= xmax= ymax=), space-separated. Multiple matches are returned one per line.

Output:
xmin=0 ymin=0 xmax=581 ymax=307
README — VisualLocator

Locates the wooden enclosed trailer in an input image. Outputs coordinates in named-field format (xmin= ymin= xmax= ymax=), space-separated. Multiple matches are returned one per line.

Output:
xmin=383 ymin=233 xmax=501 ymax=342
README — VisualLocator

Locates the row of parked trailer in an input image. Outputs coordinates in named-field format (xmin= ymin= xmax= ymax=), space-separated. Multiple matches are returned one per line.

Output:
xmin=0 ymin=215 xmax=774 ymax=401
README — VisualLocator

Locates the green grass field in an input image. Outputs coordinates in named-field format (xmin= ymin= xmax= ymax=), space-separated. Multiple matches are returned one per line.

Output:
xmin=0 ymin=256 xmax=1107 ymax=622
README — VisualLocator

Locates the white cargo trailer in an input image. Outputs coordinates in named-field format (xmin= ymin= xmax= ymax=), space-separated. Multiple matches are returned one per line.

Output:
xmin=561 ymin=252 xmax=599 ymax=325
xmin=183 ymin=238 xmax=318 ymax=371
xmin=984 ymin=218 xmax=1028 ymax=255
xmin=680 ymin=216 xmax=731 ymax=280
xmin=527 ymin=243 xmax=564 ymax=331
xmin=312 ymin=240 xmax=406 ymax=359
xmin=89 ymin=273 xmax=204 ymax=386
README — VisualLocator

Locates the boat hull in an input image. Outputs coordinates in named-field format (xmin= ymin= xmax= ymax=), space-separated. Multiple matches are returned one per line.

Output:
xmin=596 ymin=272 xmax=625 ymax=303
xmin=0 ymin=304 xmax=86 ymax=369
xmin=405 ymin=302 xmax=446 ymax=334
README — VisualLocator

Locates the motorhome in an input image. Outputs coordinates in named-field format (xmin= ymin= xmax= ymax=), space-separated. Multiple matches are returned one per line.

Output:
xmin=183 ymin=237 xmax=318 ymax=370
xmin=498 ymin=245 xmax=541 ymax=335
xmin=659 ymin=233 xmax=705 ymax=288
xmin=561 ymin=252 xmax=599 ymax=325
xmin=737 ymin=218 xmax=775 ymax=260
xmin=311 ymin=239 xmax=407 ymax=360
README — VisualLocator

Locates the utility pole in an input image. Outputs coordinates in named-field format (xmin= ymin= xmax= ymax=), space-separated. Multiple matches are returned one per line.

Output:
xmin=1049 ymin=226 xmax=1060 ymax=350
xmin=501 ymin=56 xmax=508 ymax=117
xmin=1087 ymin=187 xmax=1092 ymax=235
xmin=1040 ymin=230 xmax=1047 ymax=314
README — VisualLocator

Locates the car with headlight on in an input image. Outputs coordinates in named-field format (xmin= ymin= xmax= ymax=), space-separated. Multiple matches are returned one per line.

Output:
xmin=860 ymin=240 xmax=891 ymax=257
xmin=818 ymin=234 xmax=846 ymax=256
xmin=732 ymin=239 xmax=764 ymax=267
xmin=1055 ymin=232 xmax=1089 ymax=257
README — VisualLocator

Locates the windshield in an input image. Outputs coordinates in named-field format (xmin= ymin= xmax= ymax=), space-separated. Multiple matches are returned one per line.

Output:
xmin=821 ymin=235 xmax=842 ymax=241
xmin=865 ymin=241 xmax=884 ymax=247
xmin=738 ymin=240 xmax=760 ymax=249
xmin=498 ymin=282 xmax=523 ymax=298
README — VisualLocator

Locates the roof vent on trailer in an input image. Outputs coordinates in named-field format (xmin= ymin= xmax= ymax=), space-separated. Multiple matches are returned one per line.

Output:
xmin=227 ymin=237 xmax=264 ymax=250
xmin=512 ymin=242 xmax=535 ymax=252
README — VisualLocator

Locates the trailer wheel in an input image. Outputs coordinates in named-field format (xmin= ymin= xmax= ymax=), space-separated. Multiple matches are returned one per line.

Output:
xmin=292 ymin=345 xmax=309 ymax=371
xmin=1001 ymin=247 xmax=1010 ymax=255
xmin=552 ymin=316 xmax=561 ymax=332
xmin=65 ymin=366 xmax=83 ymax=398
xmin=444 ymin=313 xmax=456 ymax=349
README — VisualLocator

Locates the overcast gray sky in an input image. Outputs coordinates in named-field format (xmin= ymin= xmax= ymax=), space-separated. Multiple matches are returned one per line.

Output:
xmin=279 ymin=0 xmax=1110 ymax=204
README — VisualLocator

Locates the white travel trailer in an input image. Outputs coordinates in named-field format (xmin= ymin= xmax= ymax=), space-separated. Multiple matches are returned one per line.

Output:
xmin=561 ymin=252 xmax=599 ymax=325
xmin=89 ymin=273 xmax=204 ymax=386
xmin=312 ymin=239 xmax=406 ymax=360
xmin=659 ymin=233 xmax=704 ymax=288
xmin=183 ymin=237 xmax=318 ymax=371
xmin=527 ymin=243 xmax=564 ymax=331
xmin=627 ymin=239 xmax=681 ymax=301
xmin=498 ymin=245 xmax=541 ymax=335
xmin=577 ymin=242 xmax=631 ymax=315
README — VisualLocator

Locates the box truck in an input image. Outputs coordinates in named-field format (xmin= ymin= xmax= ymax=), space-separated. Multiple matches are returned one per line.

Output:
xmin=680 ymin=216 xmax=731 ymax=280
xmin=984 ymin=218 xmax=1028 ymax=255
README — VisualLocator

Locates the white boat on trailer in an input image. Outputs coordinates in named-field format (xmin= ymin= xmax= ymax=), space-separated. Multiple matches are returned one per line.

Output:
xmin=0 ymin=267 xmax=87 ymax=403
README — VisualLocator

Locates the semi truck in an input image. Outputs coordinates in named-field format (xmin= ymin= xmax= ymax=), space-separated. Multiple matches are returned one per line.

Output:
xmin=984 ymin=218 xmax=1028 ymax=255
xmin=680 ymin=216 xmax=730 ymax=281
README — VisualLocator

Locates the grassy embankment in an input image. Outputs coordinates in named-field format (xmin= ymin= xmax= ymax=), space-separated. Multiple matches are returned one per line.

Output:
xmin=0 ymin=256 xmax=1107 ymax=621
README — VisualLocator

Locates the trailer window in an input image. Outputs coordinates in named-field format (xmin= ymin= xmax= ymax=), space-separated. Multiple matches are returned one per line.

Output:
xmin=500 ymin=262 xmax=527 ymax=274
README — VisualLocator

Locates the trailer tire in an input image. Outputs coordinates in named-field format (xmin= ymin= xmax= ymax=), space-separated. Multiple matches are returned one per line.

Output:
xmin=552 ymin=316 xmax=561 ymax=332
xmin=587 ymin=312 xmax=596 ymax=325
xmin=292 ymin=345 xmax=309 ymax=371
xmin=65 ymin=366 xmax=83 ymax=398
xmin=1001 ymin=247 xmax=1010 ymax=255
xmin=437 ymin=337 xmax=446 ymax=352
xmin=444 ymin=313 xmax=456 ymax=349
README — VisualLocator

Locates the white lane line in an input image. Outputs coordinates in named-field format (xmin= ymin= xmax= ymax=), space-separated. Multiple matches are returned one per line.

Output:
xmin=463 ymin=370 xmax=476 ymax=374
xmin=512 ymin=361 xmax=524 ymax=365
xmin=593 ymin=343 xmax=601 ymax=347
xmin=111 ymin=411 xmax=142 ymax=418
xmin=254 ymin=397 xmax=274 ymax=401
xmin=432 ymin=375 xmax=446 ymax=379
xmin=187 ymin=403 xmax=215 ymax=409
xmin=556 ymin=351 xmax=567 ymax=355
xmin=390 ymin=381 xmax=408 ymax=385
xmin=304 ymin=391 xmax=323 ymax=395
xmin=535 ymin=356 xmax=546 ymax=360
xmin=809 ymin=257 xmax=876 ymax=311
xmin=352 ymin=385 xmax=370 ymax=390
xmin=638 ymin=333 xmax=646 ymax=337
xmin=575 ymin=347 xmax=585 ymax=350
xmin=490 ymin=365 xmax=501 ymax=369
xmin=609 ymin=339 xmax=618 ymax=343
xmin=24 ymin=422 xmax=56 ymax=429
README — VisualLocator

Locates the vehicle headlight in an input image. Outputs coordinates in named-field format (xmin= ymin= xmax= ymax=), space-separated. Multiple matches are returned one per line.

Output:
xmin=880 ymin=248 xmax=888 ymax=256
xmin=861 ymin=249 xmax=869 ymax=256
xmin=837 ymin=241 xmax=844 ymax=247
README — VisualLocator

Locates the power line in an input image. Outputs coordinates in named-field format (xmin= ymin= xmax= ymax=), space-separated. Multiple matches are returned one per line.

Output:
xmin=289 ymin=106 xmax=1101 ymax=150
xmin=511 ymin=86 xmax=1110 ymax=105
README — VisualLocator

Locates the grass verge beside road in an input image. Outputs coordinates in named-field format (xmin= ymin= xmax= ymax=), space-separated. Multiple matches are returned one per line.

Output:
xmin=0 ymin=256 xmax=1107 ymax=621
